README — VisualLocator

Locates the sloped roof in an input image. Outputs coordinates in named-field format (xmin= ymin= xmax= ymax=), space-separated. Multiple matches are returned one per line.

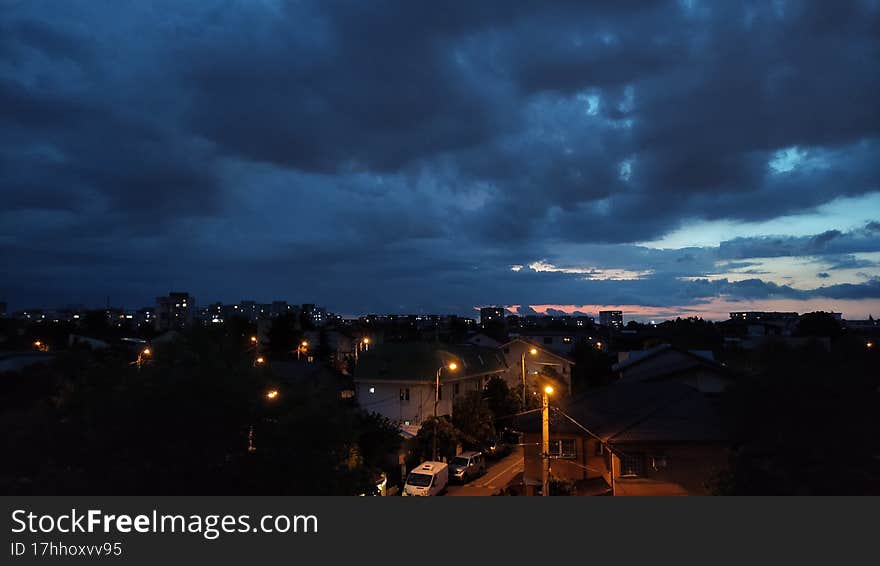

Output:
xmin=517 ymin=381 xmax=725 ymax=444
xmin=612 ymin=343 xmax=720 ymax=374
xmin=353 ymin=342 xmax=507 ymax=383
xmin=499 ymin=337 xmax=576 ymax=364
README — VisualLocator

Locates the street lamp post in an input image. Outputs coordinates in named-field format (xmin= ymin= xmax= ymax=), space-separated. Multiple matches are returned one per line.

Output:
xmin=137 ymin=347 xmax=151 ymax=370
xmin=433 ymin=362 xmax=458 ymax=461
xmin=522 ymin=347 xmax=538 ymax=407
xmin=298 ymin=340 xmax=309 ymax=361
xmin=542 ymin=385 xmax=554 ymax=497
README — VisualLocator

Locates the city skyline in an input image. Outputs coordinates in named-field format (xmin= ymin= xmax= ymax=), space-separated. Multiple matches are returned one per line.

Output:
xmin=2 ymin=2 xmax=878 ymax=320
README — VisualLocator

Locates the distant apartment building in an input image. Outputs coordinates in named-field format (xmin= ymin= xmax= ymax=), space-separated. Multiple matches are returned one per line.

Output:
xmin=200 ymin=302 xmax=224 ymax=324
xmin=270 ymin=301 xmax=295 ymax=318
xmin=300 ymin=304 xmax=328 ymax=327
xmin=729 ymin=311 xmax=800 ymax=322
xmin=599 ymin=310 xmax=624 ymax=330
xmin=480 ymin=307 xmax=506 ymax=327
xmin=136 ymin=307 xmax=155 ymax=328
xmin=155 ymin=292 xmax=195 ymax=331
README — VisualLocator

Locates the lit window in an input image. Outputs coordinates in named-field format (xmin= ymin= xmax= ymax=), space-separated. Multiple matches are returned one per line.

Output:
xmin=619 ymin=453 xmax=645 ymax=477
xmin=548 ymin=439 xmax=577 ymax=459
xmin=369 ymin=387 xmax=375 ymax=394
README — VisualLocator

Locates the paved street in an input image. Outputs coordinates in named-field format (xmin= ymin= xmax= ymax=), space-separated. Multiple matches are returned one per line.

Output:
xmin=446 ymin=448 xmax=524 ymax=496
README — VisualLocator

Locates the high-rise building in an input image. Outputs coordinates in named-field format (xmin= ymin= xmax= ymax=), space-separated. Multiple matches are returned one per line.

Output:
xmin=155 ymin=292 xmax=195 ymax=331
xmin=599 ymin=310 xmax=623 ymax=330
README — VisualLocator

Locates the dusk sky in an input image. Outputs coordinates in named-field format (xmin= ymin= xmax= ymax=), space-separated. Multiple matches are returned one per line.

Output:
xmin=2 ymin=1 xmax=879 ymax=320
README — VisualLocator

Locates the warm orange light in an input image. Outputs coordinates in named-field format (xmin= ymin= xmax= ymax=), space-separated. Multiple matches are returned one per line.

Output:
xmin=250 ymin=335 xmax=258 ymax=343
xmin=266 ymin=389 xmax=279 ymax=400
xmin=529 ymin=347 xmax=538 ymax=355
xmin=448 ymin=362 xmax=458 ymax=371
xmin=596 ymin=341 xmax=603 ymax=348
xmin=142 ymin=348 xmax=151 ymax=356
xmin=256 ymin=356 xmax=265 ymax=364
xmin=301 ymin=340 xmax=309 ymax=347
xmin=868 ymin=341 xmax=874 ymax=349
xmin=544 ymin=385 xmax=554 ymax=395
xmin=33 ymin=341 xmax=42 ymax=347
xmin=363 ymin=337 xmax=370 ymax=344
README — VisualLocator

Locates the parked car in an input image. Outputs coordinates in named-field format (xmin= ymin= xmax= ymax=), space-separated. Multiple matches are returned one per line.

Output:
xmin=484 ymin=437 xmax=512 ymax=459
xmin=449 ymin=451 xmax=486 ymax=483
xmin=403 ymin=461 xmax=448 ymax=496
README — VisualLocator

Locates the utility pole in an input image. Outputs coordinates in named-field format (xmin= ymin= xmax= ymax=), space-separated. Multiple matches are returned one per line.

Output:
xmin=542 ymin=385 xmax=553 ymax=496
xmin=433 ymin=367 xmax=441 ymax=461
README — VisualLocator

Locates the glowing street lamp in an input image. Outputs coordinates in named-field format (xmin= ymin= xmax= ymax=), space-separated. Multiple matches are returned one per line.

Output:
xmin=254 ymin=356 xmax=265 ymax=367
xmin=265 ymin=389 xmax=279 ymax=400
xmin=521 ymin=346 xmax=539 ymax=406
xmin=433 ymin=361 xmax=459 ymax=460
xmin=33 ymin=340 xmax=49 ymax=352
xmin=297 ymin=340 xmax=309 ymax=361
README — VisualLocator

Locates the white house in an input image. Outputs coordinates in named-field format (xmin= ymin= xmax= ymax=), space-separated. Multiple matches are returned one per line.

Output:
xmin=353 ymin=343 xmax=508 ymax=426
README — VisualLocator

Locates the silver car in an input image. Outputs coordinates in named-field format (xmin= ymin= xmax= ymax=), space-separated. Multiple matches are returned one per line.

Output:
xmin=449 ymin=451 xmax=486 ymax=483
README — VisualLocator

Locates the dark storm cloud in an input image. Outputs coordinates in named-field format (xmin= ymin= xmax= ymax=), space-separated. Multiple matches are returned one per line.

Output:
xmin=718 ymin=223 xmax=880 ymax=260
xmin=1 ymin=1 xmax=879 ymax=314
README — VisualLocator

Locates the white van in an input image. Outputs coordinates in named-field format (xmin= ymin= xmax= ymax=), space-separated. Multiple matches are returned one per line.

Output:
xmin=403 ymin=461 xmax=448 ymax=496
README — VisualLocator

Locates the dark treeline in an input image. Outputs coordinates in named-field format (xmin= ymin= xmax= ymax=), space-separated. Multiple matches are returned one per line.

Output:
xmin=0 ymin=325 xmax=399 ymax=495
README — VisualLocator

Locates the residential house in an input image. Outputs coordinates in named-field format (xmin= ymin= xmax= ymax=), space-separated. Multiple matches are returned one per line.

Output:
xmin=613 ymin=344 xmax=731 ymax=394
xmin=500 ymin=338 xmax=575 ymax=397
xmin=463 ymin=332 xmax=502 ymax=349
xmin=353 ymin=343 xmax=507 ymax=426
xmin=519 ymin=381 xmax=727 ymax=496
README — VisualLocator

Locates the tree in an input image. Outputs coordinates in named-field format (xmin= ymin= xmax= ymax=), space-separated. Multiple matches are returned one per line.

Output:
xmin=452 ymin=390 xmax=495 ymax=449
xmin=482 ymin=319 xmax=509 ymax=343
xmin=711 ymin=343 xmax=880 ymax=494
xmin=415 ymin=417 xmax=459 ymax=463
xmin=483 ymin=377 xmax=520 ymax=424
xmin=0 ymin=325 xmax=404 ymax=496
xmin=795 ymin=312 xmax=843 ymax=339
xmin=265 ymin=313 xmax=300 ymax=359
xmin=570 ymin=341 xmax=613 ymax=392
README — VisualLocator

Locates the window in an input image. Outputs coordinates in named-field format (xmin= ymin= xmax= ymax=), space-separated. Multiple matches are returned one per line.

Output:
xmin=399 ymin=388 xmax=410 ymax=401
xmin=548 ymin=439 xmax=577 ymax=459
xmin=619 ymin=453 xmax=645 ymax=477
